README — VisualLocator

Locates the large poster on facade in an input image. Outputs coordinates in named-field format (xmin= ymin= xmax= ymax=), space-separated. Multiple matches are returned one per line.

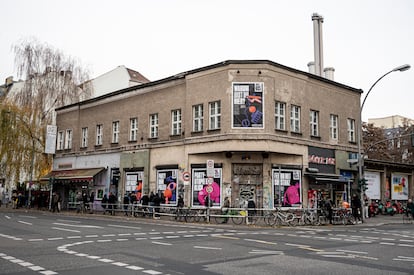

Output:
xmin=192 ymin=168 xmax=222 ymax=207
xmin=364 ymin=171 xmax=381 ymax=200
xmin=232 ymin=82 xmax=264 ymax=128
xmin=272 ymin=169 xmax=302 ymax=207
xmin=157 ymin=169 xmax=178 ymax=205
xmin=391 ymin=173 xmax=409 ymax=200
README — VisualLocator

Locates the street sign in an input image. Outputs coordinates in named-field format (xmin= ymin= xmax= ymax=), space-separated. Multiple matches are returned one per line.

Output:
xmin=206 ymin=159 xmax=214 ymax=177
xmin=206 ymin=185 xmax=213 ymax=194
xmin=182 ymin=171 xmax=191 ymax=182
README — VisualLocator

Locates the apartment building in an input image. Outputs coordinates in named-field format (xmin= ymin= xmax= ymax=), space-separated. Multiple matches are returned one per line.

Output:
xmin=42 ymin=60 xmax=362 ymax=210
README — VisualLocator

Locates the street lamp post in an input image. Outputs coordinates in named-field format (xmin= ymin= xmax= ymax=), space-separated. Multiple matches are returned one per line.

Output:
xmin=357 ymin=64 xmax=410 ymax=222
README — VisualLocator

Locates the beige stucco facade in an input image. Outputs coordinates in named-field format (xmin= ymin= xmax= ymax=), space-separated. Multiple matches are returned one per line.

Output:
xmin=52 ymin=60 xmax=362 ymax=209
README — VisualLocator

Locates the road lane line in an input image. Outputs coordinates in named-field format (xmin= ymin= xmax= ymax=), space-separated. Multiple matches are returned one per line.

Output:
xmin=152 ymin=241 xmax=172 ymax=246
xmin=53 ymin=222 xmax=103 ymax=229
xmin=18 ymin=220 xmax=32 ymax=225
xmin=336 ymin=249 xmax=367 ymax=254
xmin=194 ymin=246 xmax=222 ymax=250
xmin=244 ymin=238 xmax=278 ymax=245
xmin=107 ymin=224 xmax=141 ymax=230
xmin=52 ymin=227 xmax=81 ymax=233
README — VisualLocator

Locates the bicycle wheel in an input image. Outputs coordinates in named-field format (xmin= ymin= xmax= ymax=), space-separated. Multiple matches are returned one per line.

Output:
xmin=347 ymin=215 xmax=356 ymax=225
xmin=231 ymin=216 xmax=244 ymax=225
xmin=185 ymin=210 xmax=195 ymax=223
xmin=285 ymin=213 xmax=296 ymax=226
xmin=264 ymin=213 xmax=276 ymax=226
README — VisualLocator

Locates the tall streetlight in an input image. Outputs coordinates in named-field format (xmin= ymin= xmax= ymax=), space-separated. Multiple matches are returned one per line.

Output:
xmin=357 ymin=64 xmax=411 ymax=222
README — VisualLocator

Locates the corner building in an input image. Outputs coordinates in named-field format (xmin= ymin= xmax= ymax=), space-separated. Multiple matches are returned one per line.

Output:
xmin=50 ymin=60 xmax=362 ymax=210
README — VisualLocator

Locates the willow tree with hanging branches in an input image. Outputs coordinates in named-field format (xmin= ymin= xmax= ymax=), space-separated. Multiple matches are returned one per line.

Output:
xmin=0 ymin=38 xmax=92 ymax=190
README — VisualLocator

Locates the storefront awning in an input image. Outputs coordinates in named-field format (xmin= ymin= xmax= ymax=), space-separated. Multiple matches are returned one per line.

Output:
xmin=40 ymin=167 xmax=106 ymax=182
xmin=306 ymin=172 xmax=353 ymax=184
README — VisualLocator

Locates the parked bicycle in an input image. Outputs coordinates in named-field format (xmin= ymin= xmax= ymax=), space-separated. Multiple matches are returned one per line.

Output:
xmin=264 ymin=208 xmax=295 ymax=227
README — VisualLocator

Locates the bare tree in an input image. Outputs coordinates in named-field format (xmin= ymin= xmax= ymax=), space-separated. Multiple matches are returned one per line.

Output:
xmin=363 ymin=121 xmax=414 ymax=164
xmin=1 ymin=38 xmax=92 ymax=190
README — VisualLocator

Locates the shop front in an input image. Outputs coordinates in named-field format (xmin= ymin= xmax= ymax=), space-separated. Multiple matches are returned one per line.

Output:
xmin=306 ymin=146 xmax=350 ymax=208
xmin=40 ymin=167 xmax=106 ymax=210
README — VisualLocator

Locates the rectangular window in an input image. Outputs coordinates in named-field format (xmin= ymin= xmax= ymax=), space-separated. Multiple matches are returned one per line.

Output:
xmin=57 ymin=131 xmax=64 ymax=150
xmin=171 ymin=109 xmax=182 ymax=135
xmin=192 ymin=104 xmax=204 ymax=132
xmin=150 ymin=113 xmax=158 ymax=138
xmin=112 ymin=121 xmax=119 ymax=143
xmin=130 ymin=118 xmax=138 ymax=141
xmin=209 ymin=101 xmax=221 ymax=130
xmin=347 ymin=118 xmax=356 ymax=142
xmin=275 ymin=101 xmax=286 ymax=130
xmin=330 ymin=114 xmax=338 ymax=140
xmin=290 ymin=105 xmax=301 ymax=133
xmin=81 ymin=127 xmax=88 ymax=148
xmin=96 ymin=124 xmax=103 ymax=145
xmin=65 ymin=129 xmax=72 ymax=149
xmin=310 ymin=110 xmax=319 ymax=137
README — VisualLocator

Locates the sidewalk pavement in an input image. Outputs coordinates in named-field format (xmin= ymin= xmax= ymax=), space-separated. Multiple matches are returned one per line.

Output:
xmin=358 ymin=214 xmax=409 ymax=226
xmin=1 ymin=206 xmax=411 ymax=227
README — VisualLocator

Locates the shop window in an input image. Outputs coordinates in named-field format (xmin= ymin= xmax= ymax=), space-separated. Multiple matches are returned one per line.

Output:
xmin=157 ymin=169 xmax=178 ymax=205
xmin=192 ymin=167 xmax=222 ymax=207
xmin=272 ymin=168 xmax=302 ymax=208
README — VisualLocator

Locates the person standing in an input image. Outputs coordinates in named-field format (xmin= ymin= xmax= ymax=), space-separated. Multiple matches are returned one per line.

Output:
xmin=101 ymin=194 xmax=108 ymax=214
xmin=351 ymin=194 xmax=361 ymax=222
xmin=89 ymin=192 xmax=95 ymax=212
xmin=108 ymin=192 xmax=117 ymax=215
xmin=406 ymin=198 xmax=414 ymax=219
xmin=221 ymin=197 xmax=230 ymax=223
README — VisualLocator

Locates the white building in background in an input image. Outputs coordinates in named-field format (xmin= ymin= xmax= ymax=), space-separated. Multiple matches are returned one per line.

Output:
xmin=81 ymin=65 xmax=150 ymax=98
xmin=368 ymin=115 xmax=414 ymax=128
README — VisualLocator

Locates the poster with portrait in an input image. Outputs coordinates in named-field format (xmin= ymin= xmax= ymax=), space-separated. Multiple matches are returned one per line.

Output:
xmin=192 ymin=168 xmax=222 ymax=207
xmin=391 ymin=173 xmax=409 ymax=200
xmin=232 ymin=82 xmax=264 ymax=128
xmin=272 ymin=169 xmax=302 ymax=208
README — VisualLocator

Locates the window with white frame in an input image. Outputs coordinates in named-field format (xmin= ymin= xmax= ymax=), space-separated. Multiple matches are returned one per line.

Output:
xmin=171 ymin=109 xmax=182 ymax=135
xmin=96 ymin=124 xmax=103 ymax=145
xmin=81 ymin=127 xmax=88 ymax=148
xmin=130 ymin=118 xmax=138 ymax=141
xmin=150 ymin=113 xmax=158 ymax=138
xmin=65 ymin=129 xmax=72 ymax=149
xmin=209 ymin=101 xmax=221 ymax=130
xmin=112 ymin=121 xmax=119 ymax=143
xmin=57 ymin=131 xmax=64 ymax=150
xmin=309 ymin=110 xmax=319 ymax=137
xmin=347 ymin=118 xmax=356 ymax=142
xmin=192 ymin=104 xmax=204 ymax=132
xmin=290 ymin=105 xmax=301 ymax=133
xmin=330 ymin=114 xmax=338 ymax=140
xmin=275 ymin=101 xmax=286 ymax=130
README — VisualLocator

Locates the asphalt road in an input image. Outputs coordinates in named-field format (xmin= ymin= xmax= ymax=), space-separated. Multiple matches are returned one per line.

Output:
xmin=1 ymin=209 xmax=413 ymax=275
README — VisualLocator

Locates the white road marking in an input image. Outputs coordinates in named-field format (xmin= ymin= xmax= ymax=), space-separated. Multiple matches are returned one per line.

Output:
xmin=107 ymin=224 xmax=142 ymax=230
xmin=336 ymin=249 xmax=367 ymax=254
xmin=194 ymin=246 xmax=222 ymax=250
xmin=152 ymin=241 xmax=172 ymax=246
xmin=18 ymin=220 xmax=33 ymax=225
xmin=52 ymin=227 xmax=81 ymax=233
xmin=53 ymin=222 xmax=103 ymax=229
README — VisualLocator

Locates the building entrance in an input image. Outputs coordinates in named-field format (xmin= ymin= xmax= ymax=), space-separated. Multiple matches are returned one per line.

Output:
xmin=231 ymin=164 xmax=263 ymax=208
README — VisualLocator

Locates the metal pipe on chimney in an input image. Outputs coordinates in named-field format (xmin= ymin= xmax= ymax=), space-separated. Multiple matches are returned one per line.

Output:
xmin=312 ymin=13 xmax=324 ymax=77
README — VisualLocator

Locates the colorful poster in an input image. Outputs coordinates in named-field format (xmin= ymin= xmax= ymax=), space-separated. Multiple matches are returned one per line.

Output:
xmin=272 ymin=169 xmax=302 ymax=207
xmin=364 ymin=171 xmax=381 ymax=200
xmin=232 ymin=82 xmax=264 ymax=128
xmin=391 ymin=174 xmax=409 ymax=200
xmin=192 ymin=168 xmax=222 ymax=207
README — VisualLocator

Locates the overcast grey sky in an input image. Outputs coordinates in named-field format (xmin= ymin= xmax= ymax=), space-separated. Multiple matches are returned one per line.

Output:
xmin=1 ymin=0 xmax=413 ymax=121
